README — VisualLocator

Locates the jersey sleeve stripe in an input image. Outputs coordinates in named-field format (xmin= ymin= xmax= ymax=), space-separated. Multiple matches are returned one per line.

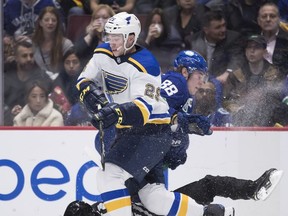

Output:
xmin=149 ymin=114 xmax=171 ymax=124
xmin=105 ymin=197 xmax=131 ymax=213
xmin=94 ymin=48 xmax=113 ymax=56
xmin=75 ymin=78 xmax=91 ymax=90
xmin=128 ymin=57 xmax=147 ymax=73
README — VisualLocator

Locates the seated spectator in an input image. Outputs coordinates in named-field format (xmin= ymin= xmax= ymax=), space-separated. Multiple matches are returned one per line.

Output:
xmin=50 ymin=48 xmax=83 ymax=118
xmin=53 ymin=48 xmax=82 ymax=106
xmin=4 ymin=40 xmax=51 ymax=125
xmin=189 ymin=10 xmax=245 ymax=84
xmin=225 ymin=0 xmax=264 ymax=37
xmin=133 ymin=0 xmax=176 ymax=14
xmin=74 ymin=4 xmax=115 ymax=66
xmin=223 ymin=35 xmax=285 ymax=126
xmin=13 ymin=79 xmax=64 ymax=126
xmin=90 ymin=0 xmax=135 ymax=14
xmin=257 ymin=2 xmax=288 ymax=76
xmin=3 ymin=0 xmax=64 ymax=68
xmin=138 ymin=8 xmax=172 ymax=71
xmin=32 ymin=6 xmax=74 ymax=80
xmin=194 ymin=80 xmax=232 ymax=127
xmin=162 ymin=0 xmax=209 ymax=50
xmin=4 ymin=0 xmax=63 ymax=39
xmin=58 ymin=0 xmax=89 ymax=19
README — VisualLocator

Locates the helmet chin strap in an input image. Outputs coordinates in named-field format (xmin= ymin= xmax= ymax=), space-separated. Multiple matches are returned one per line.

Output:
xmin=123 ymin=35 xmax=135 ymax=55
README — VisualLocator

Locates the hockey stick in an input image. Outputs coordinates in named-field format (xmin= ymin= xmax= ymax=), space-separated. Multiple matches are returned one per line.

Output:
xmin=98 ymin=120 xmax=105 ymax=171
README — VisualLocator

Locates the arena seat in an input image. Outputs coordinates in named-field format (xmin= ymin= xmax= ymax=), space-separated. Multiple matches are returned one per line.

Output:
xmin=66 ymin=14 xmax=91 ymax=43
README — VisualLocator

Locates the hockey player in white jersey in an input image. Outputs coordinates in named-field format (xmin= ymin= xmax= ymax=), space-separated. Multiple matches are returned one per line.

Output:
xmin=76 ymin=12 xmax=207 ymax=216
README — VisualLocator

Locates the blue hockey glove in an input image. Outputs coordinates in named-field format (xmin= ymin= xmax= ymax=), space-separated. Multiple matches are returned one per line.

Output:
xmin=76 ymin=80 xmax=108 ymax=114
xmin=177 ymin=112 xmax=212 ymax=136
xmin=91 ymin=103 xmax=122 ymax=129
xmin=163 ymin=132 xmax=189 ymax=170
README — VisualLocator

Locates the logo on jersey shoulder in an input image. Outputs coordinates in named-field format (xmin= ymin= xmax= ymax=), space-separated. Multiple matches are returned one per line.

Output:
xmin=103 ymin=70 xmax=128 ymax=94
xmin=182 ymin=98 xmax=193 ymax=113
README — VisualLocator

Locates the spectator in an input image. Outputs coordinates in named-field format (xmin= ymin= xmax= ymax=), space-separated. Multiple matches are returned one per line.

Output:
xmin=50 ymin=48 xmax=82 ymax=118
xmin=13 ymin=79 xmax=64 ymax=126
xmin=58 ymin=0 xmax=89 ymax=18
xmin=3 ymin=0 xmax=64 ymax=69
xmin=74 ymin=4 xmax=115 ymax=66
xmin=32 ymin=6 xmax=74 ymax=80
xmin=138 ymin=8 xmax=172 ymax=71
xmin=194 ymin=80 xmax=232 ymax=126
xmin=53 ymin=48 xmax=82 ymax=105
xmin=4 ymin=40 xmax=51 ymax=126
xmin=188 ymin=10 xmax=245 ymax=84
xmin=133 ymin=0 xmax=176 ymax=14
xmin=162 ymin=0 xmax=209 ymax=50
xmin=4 ymin=0 xmax=63 ymax=38
xmin=225 ymin=0 xmax=264 ymax=37
xmin=89 ymin=0 xmax=135 ymax=14
xmin=257 ymin=2 xmax=288 ymax=76
xmin=223 ymin=34 xmax=284 ymax=126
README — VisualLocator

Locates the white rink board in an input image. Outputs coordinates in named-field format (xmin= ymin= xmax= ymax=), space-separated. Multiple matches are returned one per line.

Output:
xmin=0 ymin=128 xmax=287 ymax=216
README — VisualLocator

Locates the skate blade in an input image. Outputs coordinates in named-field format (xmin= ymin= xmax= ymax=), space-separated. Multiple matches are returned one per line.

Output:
xmin=257 ymin=170 xmax=284 ymax=201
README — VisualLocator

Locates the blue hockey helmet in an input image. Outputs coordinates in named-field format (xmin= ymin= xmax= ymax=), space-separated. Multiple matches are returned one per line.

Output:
xmin=174 ymin=50 xmax=208 ymax=75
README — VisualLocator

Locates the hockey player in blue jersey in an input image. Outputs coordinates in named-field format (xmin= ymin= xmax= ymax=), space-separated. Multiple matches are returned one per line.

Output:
xmin=160 ymin=51 xmax=283 ymax=207
xmin=76 ymin=12 xmax=210 ymax=216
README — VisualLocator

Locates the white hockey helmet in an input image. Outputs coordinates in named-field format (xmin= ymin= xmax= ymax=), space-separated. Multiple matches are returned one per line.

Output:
xmin=105 ymin=12 xmax=141 ymax=49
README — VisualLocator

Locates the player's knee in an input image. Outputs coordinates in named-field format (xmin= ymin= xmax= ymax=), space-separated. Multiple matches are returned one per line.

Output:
xmin=96 ymin=163 xmax=132 ymax=192
xmin=139 ymin=184 xmax=173 ymax=215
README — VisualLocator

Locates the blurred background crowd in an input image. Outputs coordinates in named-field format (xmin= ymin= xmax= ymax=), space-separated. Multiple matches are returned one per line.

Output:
xmin=2 ymin=0 xmax=288 ymax=127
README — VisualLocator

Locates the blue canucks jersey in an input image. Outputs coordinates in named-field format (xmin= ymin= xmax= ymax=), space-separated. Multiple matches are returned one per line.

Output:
xmin=161 ymin=71 xmax=194 ymax=115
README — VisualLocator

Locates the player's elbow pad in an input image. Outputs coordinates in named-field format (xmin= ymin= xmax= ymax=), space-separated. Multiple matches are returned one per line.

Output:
xmin=119 ymin=102 xmax=144 ymax=126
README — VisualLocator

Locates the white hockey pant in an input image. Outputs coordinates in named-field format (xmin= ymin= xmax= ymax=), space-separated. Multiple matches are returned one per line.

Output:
xmin=138 ymin=183 xmax=204 ymax=216
xmin=96 ymin=163 xmax=133 ymax=216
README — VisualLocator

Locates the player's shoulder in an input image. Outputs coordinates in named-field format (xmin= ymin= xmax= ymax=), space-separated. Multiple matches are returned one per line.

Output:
xmin=162 ymin=71 xmax=186 ymax=86
xmin=93 ymin=43 xmax=114 ymax=57
xmin=129 ymin=46 xmax=161 ymax=77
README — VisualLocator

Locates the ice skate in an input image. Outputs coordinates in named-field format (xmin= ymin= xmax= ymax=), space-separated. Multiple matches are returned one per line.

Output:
xmin=132 ymin=202 xmax=158 ymax=216
xmin=204 ymin=204 xmax=235 ymax=216
xmin=253 ymin=168 xmax=284 ymax=201
xmin=91 ymin=201 xmax=107 ymax=215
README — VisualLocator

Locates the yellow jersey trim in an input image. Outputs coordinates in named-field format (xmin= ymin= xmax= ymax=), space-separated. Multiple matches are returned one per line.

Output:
xmin=128 ymin=57 xmax=147 ymax=73
xmin=105 ymin=197 xmax=131 ymax=213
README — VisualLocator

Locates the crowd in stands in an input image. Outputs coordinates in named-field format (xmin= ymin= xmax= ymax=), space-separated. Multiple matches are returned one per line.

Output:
xmin=3 ymin=0 xmax=288 ymax=127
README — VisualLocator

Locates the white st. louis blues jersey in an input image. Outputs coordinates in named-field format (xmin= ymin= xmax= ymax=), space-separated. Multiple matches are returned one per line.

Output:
xmin=78 ymin=43 xmax=171 ymax=125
